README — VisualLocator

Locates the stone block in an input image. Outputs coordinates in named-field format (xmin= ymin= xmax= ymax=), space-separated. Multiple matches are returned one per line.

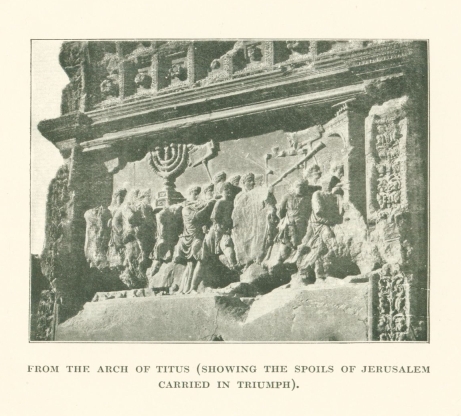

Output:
xmin=56 ymin=283 xmax=369 ymax=342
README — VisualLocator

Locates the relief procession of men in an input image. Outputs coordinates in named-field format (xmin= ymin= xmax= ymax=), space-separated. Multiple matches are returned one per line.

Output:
xmin=32 ymin=39 xmax=428 ymax=342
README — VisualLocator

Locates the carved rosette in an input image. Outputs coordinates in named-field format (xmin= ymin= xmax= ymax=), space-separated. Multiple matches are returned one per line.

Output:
xmin=376 ymin=264 xmax=408 ymax=341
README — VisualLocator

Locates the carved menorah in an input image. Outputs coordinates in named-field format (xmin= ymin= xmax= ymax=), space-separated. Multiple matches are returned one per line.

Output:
xmin=147 ymin=141 xmax=218 ymax=207
xmin=147 ymin=143 xmax=191 ymax=207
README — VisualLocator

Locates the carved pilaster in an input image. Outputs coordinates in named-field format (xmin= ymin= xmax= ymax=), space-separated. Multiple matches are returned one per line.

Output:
xmin=40 ymin=146 xmax=114 ymax=329
xmin=370 ymin=264 xmax=409 ymax=341
xmin=310 ymin=40 xmax=318 ymax=58
xmin=151 ymin=53 xmax=159 ymax=93
xmin=263 ymin=41 xmax=274 ymax=66
xmin=366 ymin=96 xmax=427 ymax=341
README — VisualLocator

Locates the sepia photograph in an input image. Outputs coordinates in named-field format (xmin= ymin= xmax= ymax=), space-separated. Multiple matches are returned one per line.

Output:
xmin=31 ymin=39 xmax=429 ymax=342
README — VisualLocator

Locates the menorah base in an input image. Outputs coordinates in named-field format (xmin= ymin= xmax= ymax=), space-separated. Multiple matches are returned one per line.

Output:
xmin=154 ymin=187 xmax=185 ymax=208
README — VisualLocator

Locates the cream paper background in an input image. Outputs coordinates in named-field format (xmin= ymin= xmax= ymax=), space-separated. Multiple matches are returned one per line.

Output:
xmin=1 ymin=1 xmax=459 ymax=415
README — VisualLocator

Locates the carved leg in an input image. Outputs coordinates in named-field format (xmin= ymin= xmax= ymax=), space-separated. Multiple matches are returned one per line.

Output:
xmin=219 ymin=234 xmax=238 ymax=269
xmin=187 ymin=261 xmax=204 ymax=294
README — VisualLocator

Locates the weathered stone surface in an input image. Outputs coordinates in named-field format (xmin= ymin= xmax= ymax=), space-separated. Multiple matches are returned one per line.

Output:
xmin=56 ymin=283 xmax=368 ymax=342
xmin=333 ymin=202 xmax=380 ymax=274
xmin=240 ymin=263 xmax=291 ymax=294
xmin=148 ymin=262 xmax=185 ymax=289
xmin=84 ymin=206 xmax=111 ymax=269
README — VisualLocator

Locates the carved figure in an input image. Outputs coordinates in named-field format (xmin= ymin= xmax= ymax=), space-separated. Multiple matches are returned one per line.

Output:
xmin=107 ymin=189 xmax=128 ymax=268
xmin=84 ymin=206 xmax=112 ymax=270
xmin=188 ymin=182 xmax=238 ymax=293
xmin=234 ymin=172 xmax=254 ymax=205
xmin=134 ymin=189 xmax=156 ymax=269
xmin=277 ymin=180 xmax=320 ymax=250
xmin=233 ymin=184 xmax=278 ymax=267
xmin=201 ymin=183 xmax=217 ymax=233
xmin=148 ymin=204 xmax=184 ymax=278
xmin=174 ymin=186 xmax=215 ymax=294
xmin=119 ymin=189 xmax=155 ymax=288
xmin=295 ymin=190 xmax=343 ymax=281
xmin=213 ymin=171 xmax=227 ymax=198
xmin=242 ymin=173 xmax=256 ymax=192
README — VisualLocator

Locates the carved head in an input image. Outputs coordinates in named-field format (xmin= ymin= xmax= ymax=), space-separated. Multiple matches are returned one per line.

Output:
xmin=135 ymin=73 xmax=152 ymax=89
xmin=100 ymin=78 xmax=118 ymax=99
xmin=188 ymin=186 xmax=201 ymax=201
xmin=168 ymin=63 xmax=187 ymax=81
xmin=138 ymin=189 xmax=152 ymax=205
xmin=306 ymin=164 xmax=322 ymax=181
xmin=293 ymin=179 xmax=308 ymax=196
xmin=213 ymin=171 xmax=227 ymax=184
xmin=247 ymin=45 xmax=263 ymax=62
xmin=221 ymin=182 xmax=233 ymax=200
xmin=203 ymin=183 xmax=215 ymax=200
xmin=242 ymin=172 xmax=256 ymax=191
xmin=229 ymin=174 xmax=241 ymax=187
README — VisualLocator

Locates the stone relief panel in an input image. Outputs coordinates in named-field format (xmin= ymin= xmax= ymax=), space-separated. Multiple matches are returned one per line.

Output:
xmin=83 ymin=110 xmax=379 ymax=298
xmin=35 ymin=40 xmax=427 ymax=342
